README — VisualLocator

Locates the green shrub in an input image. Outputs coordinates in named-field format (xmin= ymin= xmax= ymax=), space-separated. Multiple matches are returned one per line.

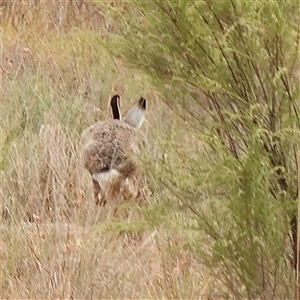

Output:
xmin=104 ymin=0 xmax=300 ymax=297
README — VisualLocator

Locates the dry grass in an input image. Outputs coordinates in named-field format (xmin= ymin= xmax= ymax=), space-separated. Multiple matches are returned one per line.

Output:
xmin=0 ymin=1 xmax=221 ymax=299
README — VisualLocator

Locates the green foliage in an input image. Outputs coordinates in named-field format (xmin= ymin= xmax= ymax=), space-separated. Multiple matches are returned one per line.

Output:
xmin=194 ymin=137 xmax=294 ymax=297
xmin=104 ymin=0 xmax=300 ymax=297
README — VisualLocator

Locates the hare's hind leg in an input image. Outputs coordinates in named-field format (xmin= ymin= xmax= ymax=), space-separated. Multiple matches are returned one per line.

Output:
xmin=92 ymin=169 xmax=121 ymax=205
xmin=92 ymin=179 xmax=107 ymax=206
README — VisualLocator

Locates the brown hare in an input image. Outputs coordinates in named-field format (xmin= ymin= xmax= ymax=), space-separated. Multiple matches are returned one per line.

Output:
xmin=81 ymin=95 xmax=146 ymax=206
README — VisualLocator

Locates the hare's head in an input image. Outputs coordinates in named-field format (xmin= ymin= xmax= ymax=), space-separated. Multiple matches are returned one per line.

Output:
xmin=124 ymin=97 xmax=146 ymax=128
xmin=110 ymin=94 xmax=146 ymax=128
xmin=110 ymin=94 xmax=121 ymax=120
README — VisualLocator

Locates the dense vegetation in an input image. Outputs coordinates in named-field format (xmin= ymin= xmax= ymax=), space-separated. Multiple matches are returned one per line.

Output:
xmin=1 ymin=0 xmax=299 ymax=298
xmin=105 ymin=1 xmax=300 ymax=297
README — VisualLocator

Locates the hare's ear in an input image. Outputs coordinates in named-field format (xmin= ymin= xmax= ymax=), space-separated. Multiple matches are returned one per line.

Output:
xmin=111 ymin=95 xmax=122 ymax=120
xmin=124 ymin=97 xmax=146 ymax=128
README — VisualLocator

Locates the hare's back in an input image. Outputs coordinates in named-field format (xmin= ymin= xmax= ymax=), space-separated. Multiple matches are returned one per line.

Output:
xmin=81 ymin=120 xmax=139 ymax=174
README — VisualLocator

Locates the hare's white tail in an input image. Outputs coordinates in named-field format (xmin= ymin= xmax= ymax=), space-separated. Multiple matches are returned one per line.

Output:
xmin=92 ymin=169 xmax=121 ymax=192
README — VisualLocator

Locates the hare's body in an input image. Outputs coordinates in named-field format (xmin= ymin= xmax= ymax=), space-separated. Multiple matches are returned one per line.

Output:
xmin=81 ymin=95 xmax=146 ymax=205
xmin=81 ymin=120 xmax=139 ymax=174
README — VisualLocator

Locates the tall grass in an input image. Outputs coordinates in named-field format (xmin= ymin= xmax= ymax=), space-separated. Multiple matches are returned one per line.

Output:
xmin=0 ymin=1 xmax=220 ymax=299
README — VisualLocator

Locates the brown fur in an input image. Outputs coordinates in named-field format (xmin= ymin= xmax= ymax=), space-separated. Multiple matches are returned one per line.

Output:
xmin=81 ymin=119 xmax=143 ymax=204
